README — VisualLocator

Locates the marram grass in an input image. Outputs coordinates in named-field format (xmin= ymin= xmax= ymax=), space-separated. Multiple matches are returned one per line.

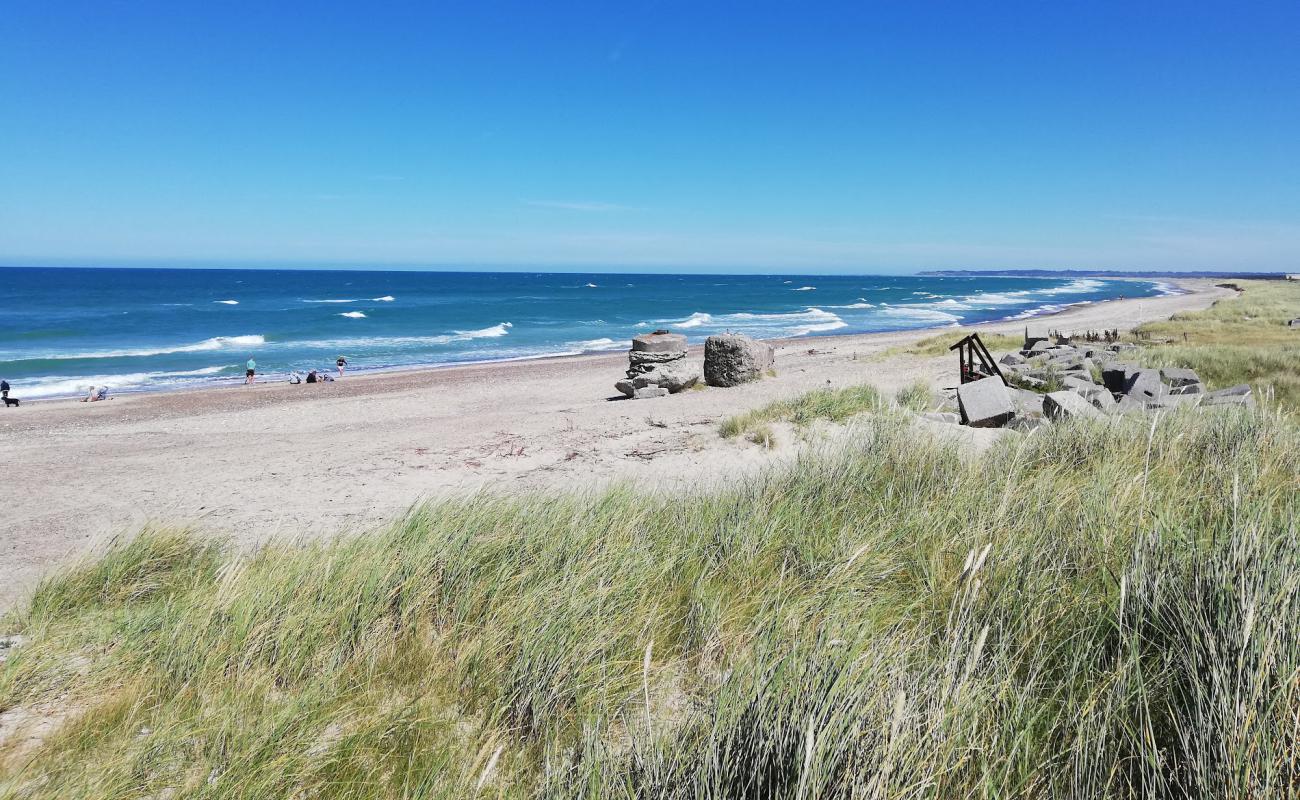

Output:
xmin=2 ymin=407 xmax=1298 ymax=799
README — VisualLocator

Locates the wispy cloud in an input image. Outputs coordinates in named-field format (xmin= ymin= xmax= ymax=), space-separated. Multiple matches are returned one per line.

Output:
xmin=523 ymin=199 xmax=632 ymax=212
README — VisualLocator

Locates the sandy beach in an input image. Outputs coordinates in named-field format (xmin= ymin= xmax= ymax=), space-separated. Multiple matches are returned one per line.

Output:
xmin=0 ymin=280 xmax=1232 ymax=610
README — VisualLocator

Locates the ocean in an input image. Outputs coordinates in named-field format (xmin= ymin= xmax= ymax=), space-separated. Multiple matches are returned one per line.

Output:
xmin=0 ymin=267 xmax=1173 ymax=399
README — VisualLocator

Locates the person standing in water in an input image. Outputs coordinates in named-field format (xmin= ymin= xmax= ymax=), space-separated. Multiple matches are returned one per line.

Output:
xmin=245 ymin=357 xmax=257 ymax=385
xmin=336 ymin=356 xmax=347 ymax=378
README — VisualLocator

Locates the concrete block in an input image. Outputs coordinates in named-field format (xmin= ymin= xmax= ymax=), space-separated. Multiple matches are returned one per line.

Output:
xmin=1160 ymin=367 xmax=1202 ymax=388
xmin=1202 ymin=384 xmax=1255 ymax=408
xmin=1043 ymin=391 xmax=1103 ymax=421
xmin=1123 ymin=369 xmax=1166 ymax=403
xmin=957 ymin=378 xmax=1014 ymax=428
xmin=1102 ymin=362 xmax=1138 ymax=394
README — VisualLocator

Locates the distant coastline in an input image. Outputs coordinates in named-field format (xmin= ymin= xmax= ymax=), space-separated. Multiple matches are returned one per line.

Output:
xmin=918 ymin=268 xmax=1286 ymax=279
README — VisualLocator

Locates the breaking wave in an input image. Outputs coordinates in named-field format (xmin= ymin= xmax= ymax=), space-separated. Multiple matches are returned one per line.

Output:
xmin=10 ymin=335 xmax=267 ymax=362
xmin=214 ymin=299 xmax=239 ymax=305
xmin=570 ymin=337 xmax=622 ymax=351
xmin=18 ymin=365 xmax=232 ymax=399
xmin=339 ymin=311 xmax=367 ymax=318
xmin=644 ymin=308 xmax=846 ymax=338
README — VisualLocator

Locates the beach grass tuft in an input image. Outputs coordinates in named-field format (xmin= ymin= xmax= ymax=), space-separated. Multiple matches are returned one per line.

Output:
xmin=719 ymin=383 xmax=885 ymax=439
xmin=3 ymin=402 xmax=1298 ymax=798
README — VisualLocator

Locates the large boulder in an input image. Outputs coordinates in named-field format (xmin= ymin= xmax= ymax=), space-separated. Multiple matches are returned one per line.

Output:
xmin=703 ymin=334 xmax=774 ymax=387
xmin=1123 ymin=369 xmax=1166 ymax=403
xmin=1043 ymin=391 xmax=1103 ymax=421
xmin=957 ymin=378 xmax=1014 ymax=428
xmin=1160 ymin=367 xmax=1202 ymax=388
xmin=1202 ymin=384 xmax=1255 ymax=408
xmin=1102 ymin=363 xmax=1138 ymax=394
xmin=1009 ymin=387 xmax=1045 ymax=417
xmin=615 ymin=362 xmax=701 ymax=397
xmin=1063 ymin=374 xmax=1099 ymax=393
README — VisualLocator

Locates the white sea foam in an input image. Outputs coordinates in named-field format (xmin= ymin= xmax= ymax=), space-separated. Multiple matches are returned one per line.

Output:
xmin=827 ymin=302 xmax=875 ymax=309
xmin=675 ymin=312 xmax=714 ymax=329
xmin=18 ymin=365 xmax=231 ymax=399
xmin=645 ymin=307 xmax=846 ymax=337
xmin=372 ymin=295 xmax=396 ymax=301
xmin=215 ymin=299 xmax=239 ymax=305
xmin=289 ymin=323 xmax=513 ymax=351
xmin=339 ymin=311 xmax=367 ymax=318
xmin=304 ymin=299 xmax=357 ymax=303
xmin=571 ymin=337 xmax=622 ymax=351
xmin=17 ymin=335 xmax=267 ymax=362
xmin=877 ymin=307 xmax=964 ymax=324
xmin=584 ymin=283 xmax=598 ymax=288
xmin=794 ymin=286 xmax=816 ymax=291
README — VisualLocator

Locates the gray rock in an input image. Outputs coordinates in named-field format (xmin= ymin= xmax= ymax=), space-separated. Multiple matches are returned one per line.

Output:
xmin=1169 ymin=382 xmax=1205 ymax=396
xmin=1109 ymin=396 xmax=1146 ymax=415
xmin=1288 ymin=318 xmax=1300 ymax=328
xmin=1102 ymin=363 xmax=1138 ymax=393
xmin=1202 ymin=384 xmax=1255 ymax=408
xmin=1085 ymin=387 xmax=1117 ymax=412
xmin=957 ymin=378 xmax=1014 ymax=428
xmin=631 ymin=332 xmax=688 ymax=353
xmin=1160 ymin=367 xmax=1202 ymax=388
xmin=1063 ymin=375 xmax=1098 ymax=393
xmin=640 ymin=363 xmax=701 ymax=393
xmin=633 ymin=386 xmax=669 ymax=399
xmin=1124 ymin=369 xmax=1167 ymax=403
xmin=1010 ymin=387 xmax=1045 ymax=417
xmin=1043 ymin=390 xmax=1103 ymax=420
xmin=1006 ymin=415 xmax=1049 ymax=433
xmin=627 ymin=349 xmax=687 ymax=373
xmin=920 ymin=411 xmax=960 ymax=424
xmin=999 ymin=352 xmax=1027 ymax=366
xmin=1109 ymin=342 xmax=1138 ymax=353
xmin=703 ymin=334 xmax=774 ymax=387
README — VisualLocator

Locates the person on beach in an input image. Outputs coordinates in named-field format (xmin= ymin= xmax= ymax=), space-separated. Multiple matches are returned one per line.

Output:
xmin=336 ymin=356 xmax=347 ymax=378
xmin=288 ymin=370 xmax=302 ymax=384
xmin=306 ymin=370 xmax=318 ymax=383
xmin=1 ymin=379 xmax=9 ymax=400
xmin=245 ymin=358 xmax=257 ymax=385
xmin=82 ymin=385 xmax=110 ymax=402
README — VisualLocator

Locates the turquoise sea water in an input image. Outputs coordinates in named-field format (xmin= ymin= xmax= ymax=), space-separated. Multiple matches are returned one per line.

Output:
xmin=0 ymin=267 xmax=1172 ymax=399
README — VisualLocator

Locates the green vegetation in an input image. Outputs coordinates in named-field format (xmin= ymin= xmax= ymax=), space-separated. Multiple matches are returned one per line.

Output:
xmin=718 ymin=383 xmax=884 ymax=439
xmin=893 ymin=381 xmax=932 ymax=412
xmin=1134 ymin=280 xmax=1300 ymax=410
xmin=1006 ymin=365 xmax=1065 ymax=394
xmin=892 ymin=329 xmax=1021 ymax=358
xmin=3 ymin=406 xmax=1298 ymax=798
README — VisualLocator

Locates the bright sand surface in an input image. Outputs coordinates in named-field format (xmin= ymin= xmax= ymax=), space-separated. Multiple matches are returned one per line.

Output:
xmin=0 ymin=280 xmax=1232 ymax=610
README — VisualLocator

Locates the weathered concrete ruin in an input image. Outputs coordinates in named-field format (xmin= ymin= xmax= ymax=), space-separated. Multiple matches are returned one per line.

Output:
xmin=938 ymin=331 xmax=1254 ymax=429
xmin=615 ymin=331 xmax=701 ymax=399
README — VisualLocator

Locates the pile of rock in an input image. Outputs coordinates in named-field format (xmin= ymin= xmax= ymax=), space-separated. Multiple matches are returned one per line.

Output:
xmin=615 ymin=331 xmax=701 ymax=399
xmin=947 ymin=339 xmax=1254 ymax=430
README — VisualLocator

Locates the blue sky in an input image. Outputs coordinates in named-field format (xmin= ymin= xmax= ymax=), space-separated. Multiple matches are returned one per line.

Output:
xmin=2 ymin=1 xmax=1298 ymax=273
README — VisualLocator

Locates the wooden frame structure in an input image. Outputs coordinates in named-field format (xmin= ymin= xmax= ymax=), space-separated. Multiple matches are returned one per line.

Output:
xmin=949 ymin=332 xmax=1007 ymax=385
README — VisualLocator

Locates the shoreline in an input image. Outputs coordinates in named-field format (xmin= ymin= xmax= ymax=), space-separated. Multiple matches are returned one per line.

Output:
xmin=12 ymin=277 xmax=1182 ymax=407
xmin=0 ymin=279 xmax=1232 ymax=610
